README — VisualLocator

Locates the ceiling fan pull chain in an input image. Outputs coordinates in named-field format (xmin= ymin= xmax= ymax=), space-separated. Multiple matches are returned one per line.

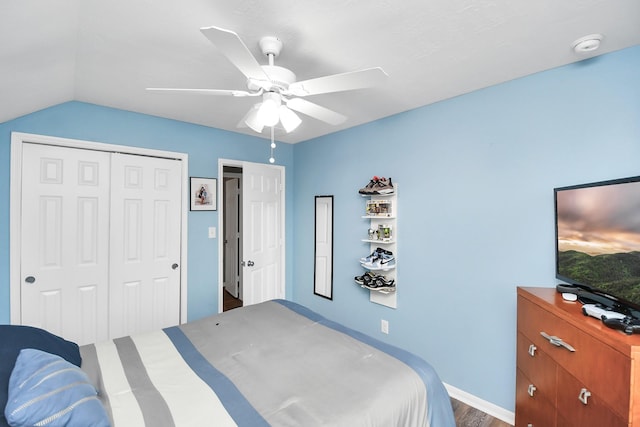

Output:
xmin=269 ymin=127 xmax=276 ymax=163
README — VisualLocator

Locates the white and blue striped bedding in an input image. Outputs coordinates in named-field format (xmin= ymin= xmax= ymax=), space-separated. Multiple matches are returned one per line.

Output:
xmin=80 ymin=300 xmax=455 ymax=427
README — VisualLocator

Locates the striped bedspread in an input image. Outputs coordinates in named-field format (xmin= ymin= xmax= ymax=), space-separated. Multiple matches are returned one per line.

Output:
xmin=80 ymin=300 xmax=455 ymax=427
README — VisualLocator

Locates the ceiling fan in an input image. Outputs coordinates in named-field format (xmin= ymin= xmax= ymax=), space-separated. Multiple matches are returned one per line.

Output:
xmin=147 ymin=26 xmax=388 ymax=134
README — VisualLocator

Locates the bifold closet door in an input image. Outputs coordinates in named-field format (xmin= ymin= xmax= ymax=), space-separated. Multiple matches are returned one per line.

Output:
xmin=109 ymin=153 xmax=182 ymax=339
xmin=20 ymin=144 xmax=111 ymax=345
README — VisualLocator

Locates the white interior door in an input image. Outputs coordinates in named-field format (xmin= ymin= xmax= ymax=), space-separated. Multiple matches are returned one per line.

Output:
xmin=109 ymin=153 xmax=182 ymax=339
xmin=20 ymin=143 xmax=111 ymax=345
xmin=242 ymin=162 xmax=284 ymax=306
xmin=224 ymin=178 xmax=240 ymax=298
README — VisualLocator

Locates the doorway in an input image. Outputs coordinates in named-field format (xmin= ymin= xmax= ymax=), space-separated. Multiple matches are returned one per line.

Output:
xmin=222 ymin=166 xmax=242 ymax=311
xmin=218 ymin=159 xmax=285 ymax=313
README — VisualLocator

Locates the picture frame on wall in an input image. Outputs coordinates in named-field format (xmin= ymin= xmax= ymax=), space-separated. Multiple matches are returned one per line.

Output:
xmin=190 ymin=177 xmax=217 ymax=211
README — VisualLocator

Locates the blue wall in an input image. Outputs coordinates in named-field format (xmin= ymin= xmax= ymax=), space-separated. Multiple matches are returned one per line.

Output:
xmin=0 ymin=101 xmax=295 ymax=323
xmin=291 ymin=46 xmax=640 ymax=411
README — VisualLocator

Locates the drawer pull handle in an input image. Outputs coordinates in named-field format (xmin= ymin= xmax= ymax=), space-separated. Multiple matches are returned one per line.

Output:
xmin=578 ymin=388 xmax=591 ymax=405
xmin=528 ymin=344 xmax=537 ymax=357
xmin=527 ymin=384 xmax=537 ymax=397
xmin=540 ymin=331 xmax=576 ymax=352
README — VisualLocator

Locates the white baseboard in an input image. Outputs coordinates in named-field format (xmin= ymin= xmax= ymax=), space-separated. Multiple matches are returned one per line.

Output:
xmin=444 ymin=383 xmax=515 ymax=426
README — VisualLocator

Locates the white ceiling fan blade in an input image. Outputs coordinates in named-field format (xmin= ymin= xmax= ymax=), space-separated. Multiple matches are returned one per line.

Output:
xmin=288 ymin=67 xmax=388 ymax=97
xmin=146 ymin=88 xmax=257 ymax=97
xmin=200 ymin=26 xmax=270 ymax=82
xmin=286 ymin=98 xmax=347 ymax=125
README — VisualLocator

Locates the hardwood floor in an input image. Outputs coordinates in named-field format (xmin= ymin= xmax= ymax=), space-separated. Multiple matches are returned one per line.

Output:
xmin=223 ymin=288 xmax=243 ymax=311
xmin=451 ymin=398 xmax=512 ymax=427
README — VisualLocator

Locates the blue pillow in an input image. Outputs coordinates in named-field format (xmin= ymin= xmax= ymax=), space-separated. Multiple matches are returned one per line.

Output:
xmin=0 ymin=325 xmax=81 ymax=427
xmin=4 ymin=349 xmax=110 ymax=427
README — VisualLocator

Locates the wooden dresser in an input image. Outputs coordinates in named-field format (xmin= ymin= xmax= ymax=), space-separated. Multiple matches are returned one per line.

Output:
xmin=516 ymin=287 xmax=640 ymax=427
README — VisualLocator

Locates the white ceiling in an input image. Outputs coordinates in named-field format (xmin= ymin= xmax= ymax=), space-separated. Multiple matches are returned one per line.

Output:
xmin=2 ymin=0 xmax=639 ymax=143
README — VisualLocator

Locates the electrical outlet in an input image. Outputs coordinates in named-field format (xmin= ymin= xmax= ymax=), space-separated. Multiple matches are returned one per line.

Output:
xmin=381 ymin=319 xmax=389 ymax=334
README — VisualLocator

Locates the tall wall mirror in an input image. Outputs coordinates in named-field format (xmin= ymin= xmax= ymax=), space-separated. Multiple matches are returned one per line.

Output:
xmin=314 ymin=195 xmax=334 ymax=299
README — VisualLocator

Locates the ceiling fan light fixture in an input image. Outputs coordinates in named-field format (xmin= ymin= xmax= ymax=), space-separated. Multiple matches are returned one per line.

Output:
xmin=257 ymin=92 xmax=281 ymax=126
xmin=279 ymin=105 xmax=302 ymax=133
xmin=244 ymin=104 xmax=265 ymax=133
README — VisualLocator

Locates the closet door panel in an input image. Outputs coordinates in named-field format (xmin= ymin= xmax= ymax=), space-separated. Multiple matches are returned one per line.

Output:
xmin=109 ymin=153 xmax=182 ymax=339
xmin=21 ymin=143 xmax=110 ymax=345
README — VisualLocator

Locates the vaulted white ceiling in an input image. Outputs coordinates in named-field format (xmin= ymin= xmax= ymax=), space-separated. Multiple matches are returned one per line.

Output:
xmin=2 ymin=0 xmax=639 ymax=143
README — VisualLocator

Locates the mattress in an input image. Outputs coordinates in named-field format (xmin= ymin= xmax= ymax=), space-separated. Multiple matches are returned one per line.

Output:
xmin=80 ymin=300 xmax=455 ymax=427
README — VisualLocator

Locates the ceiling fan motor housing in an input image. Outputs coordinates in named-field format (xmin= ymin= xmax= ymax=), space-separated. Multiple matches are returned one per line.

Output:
xmin=248 ymin=65 xmax=297 ymax=92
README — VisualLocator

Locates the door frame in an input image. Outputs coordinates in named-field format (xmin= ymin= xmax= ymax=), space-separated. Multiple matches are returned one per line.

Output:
xmin=217 ymin=158 xmax=286 ymax=313
xmin=9 ymin=132 xmax=190 ymax=325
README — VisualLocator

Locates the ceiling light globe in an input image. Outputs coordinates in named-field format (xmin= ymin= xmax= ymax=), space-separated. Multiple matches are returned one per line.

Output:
xmin=258 ymin=93 xmax=281 ymax=127
xmin=244 ymin=104 xmax=264 ymax=133
xmin=279 ymin=105 xmax=301 ymax=133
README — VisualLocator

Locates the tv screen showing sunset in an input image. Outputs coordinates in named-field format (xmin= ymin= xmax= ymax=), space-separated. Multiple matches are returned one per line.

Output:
xmin=556 ymin=179 xmax=640 ymax=306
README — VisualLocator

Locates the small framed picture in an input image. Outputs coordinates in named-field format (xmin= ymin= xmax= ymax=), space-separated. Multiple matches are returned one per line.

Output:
xmin=190 ymin=177 xmax=217 ymax=211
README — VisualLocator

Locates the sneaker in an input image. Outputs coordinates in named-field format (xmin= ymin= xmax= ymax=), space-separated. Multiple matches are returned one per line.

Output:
xmin=378 ymin=251 xmax=396 ymax=269
xmin=354 ymin=272 xmax=376 ymax=285
xmin=361 ymin=252 xmax=396 ymax=270
xmin=363 ymin=277 xmax=396 ymax=292
xmin=359 ymin=247 xmax=392 ymax=264
xmin=371 ymin=177 xmax=394 ymax=195
xmin=358 ymin=176 xmax=379 ymax=195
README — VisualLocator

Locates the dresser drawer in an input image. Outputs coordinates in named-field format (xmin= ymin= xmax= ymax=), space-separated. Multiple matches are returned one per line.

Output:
xmin=515 ymin=369 xmax=556 ymax=427
xmin=516 ymin=332 xmax=556 ymax=401
xmin=517 ymin=295 xmax=630 ymax=417
xmin=555 ymin=367 xmax=626 ymax=427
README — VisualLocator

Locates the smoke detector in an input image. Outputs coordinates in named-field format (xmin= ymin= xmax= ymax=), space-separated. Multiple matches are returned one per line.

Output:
xmin=572 ymin=34 xmax=603 ymax=54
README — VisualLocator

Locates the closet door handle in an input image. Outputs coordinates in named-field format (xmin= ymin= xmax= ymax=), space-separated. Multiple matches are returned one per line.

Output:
xmin=247 ymin=260 xmax=255 ymax=267
xmin=25 ymin=276 xmax=36 ymax=284
xmin=528 ymin=344 xmax=537 ymax=357
xmin=527 ymin=384 xmax=537 ymax=397
xmin=540 ymin=331 xmax=575 ymax=352
xmin=171 ymin=263 xmax=179 ymax=270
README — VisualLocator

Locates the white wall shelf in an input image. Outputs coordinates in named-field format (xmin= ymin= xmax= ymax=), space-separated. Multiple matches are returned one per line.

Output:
xmin=357 ymin=183 xmax=397 ymax=309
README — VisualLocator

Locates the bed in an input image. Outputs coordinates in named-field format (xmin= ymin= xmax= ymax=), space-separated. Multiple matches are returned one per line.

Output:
xmin=2 ymin=300 xmax=455 ymax=427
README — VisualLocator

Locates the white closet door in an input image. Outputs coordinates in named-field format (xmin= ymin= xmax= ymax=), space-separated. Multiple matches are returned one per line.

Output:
xmin=109 ymin=153 xmax=182 ymax=339
xmin=242 ymin=162 xmax=284 ymax=306
xmin=20 ymin=143 xmax=110 ymax=345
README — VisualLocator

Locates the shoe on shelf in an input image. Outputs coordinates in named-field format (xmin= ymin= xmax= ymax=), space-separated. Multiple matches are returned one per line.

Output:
xmin=359 ymin=176 xmax=379 ymax=195
xmin=371 ymin=177 xmax=394 ymax=195
xmin=359 ymin=247 xmax=392 ymax=264
xmin=363 ymin=276 xmax=396 ymax=291
xmin=361 ymin=253 xmax=396 ymax=270
xmin=359 ymin=249 xmax=378 ymax=264
xmin=354 ymin=272 xmax=376 ymax=285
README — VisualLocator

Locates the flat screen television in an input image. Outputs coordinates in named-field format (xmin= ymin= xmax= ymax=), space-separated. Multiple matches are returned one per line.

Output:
xmin=555 ymin=176 xmax=640 ymax=315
